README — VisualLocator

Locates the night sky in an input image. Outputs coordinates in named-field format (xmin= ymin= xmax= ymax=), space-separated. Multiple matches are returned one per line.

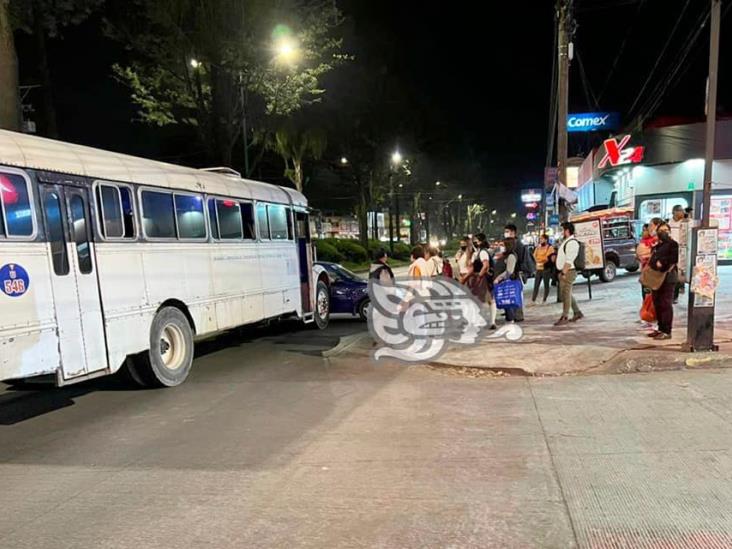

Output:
xmin=14 ymin=0 xmax=732 ymax=212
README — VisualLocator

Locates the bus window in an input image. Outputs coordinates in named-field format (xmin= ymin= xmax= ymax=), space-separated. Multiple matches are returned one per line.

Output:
xmin=44 ymin=192 xmax=69 ymax=276
xmin=268 ymin=205 xmax=289 ymax=240
xmin=141 ymin=190 xmax=176 ymax=239
xmin=0 ymin=172 xmax=34 ymax=237
xmin=256 ymin=203 xmax=269 ymax=240
xmin=207 ymin=199 xmax=219 ymax=239
xmin=216 ymin=199 xmax=242 ymax=239
xmin=96 ymin=184 xmax=124 ymax=238
xmin=241 ymin=202 xmax=255 ymax=239
xmin=70 ymin=195 xmax=93 ymax=274
xmin=120 ymin=187 xmax=135 ymax=238
xmin=174 ymin=194 xmax=206 ymax=239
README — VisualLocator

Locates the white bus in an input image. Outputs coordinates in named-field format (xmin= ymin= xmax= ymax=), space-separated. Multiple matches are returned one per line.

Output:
xmin=0 ymin=130 xmax=331 ymax=387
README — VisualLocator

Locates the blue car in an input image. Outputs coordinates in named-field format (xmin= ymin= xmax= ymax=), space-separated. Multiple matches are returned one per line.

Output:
xmin=316 ymin=262 xmax=370 ymax=321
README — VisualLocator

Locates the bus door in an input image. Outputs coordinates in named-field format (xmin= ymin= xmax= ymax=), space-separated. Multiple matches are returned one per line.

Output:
xmin=295 ymin=210 xmax=313 ymax=313
xmin=39 ymin=184 xmax=108 ymax=380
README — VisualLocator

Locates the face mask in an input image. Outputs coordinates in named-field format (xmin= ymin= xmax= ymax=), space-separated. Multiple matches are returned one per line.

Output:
xmin=460 ymin=245 xmax=467 ymax=251
xmin=503 ymin=231 xmax=511 ymax=238
xmin=498 ymin=246 xmax=506 ymax=254
xmin=659 ymin=232 xmax=670 ymax=241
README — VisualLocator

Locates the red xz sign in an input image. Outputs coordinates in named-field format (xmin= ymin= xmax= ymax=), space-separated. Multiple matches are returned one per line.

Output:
xmin=598 ymin=135 xmax=645 ymax=168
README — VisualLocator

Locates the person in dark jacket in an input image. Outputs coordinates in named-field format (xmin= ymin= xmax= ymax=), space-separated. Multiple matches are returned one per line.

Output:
xmin=648 ymin=222 xmax=679 ymax=340
xmin=369 ymin=249 xmax=394 ymax=284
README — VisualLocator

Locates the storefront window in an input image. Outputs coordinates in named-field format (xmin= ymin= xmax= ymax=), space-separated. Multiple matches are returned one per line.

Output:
xmin=638 ymin=197 xmax=689 ymax=222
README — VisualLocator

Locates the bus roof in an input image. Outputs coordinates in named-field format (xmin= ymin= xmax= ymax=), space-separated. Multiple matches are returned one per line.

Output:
xmin=0 ymin=130 xmax=307 ymax=207
xmin=570 ymin=207 xmax=634 ymax=223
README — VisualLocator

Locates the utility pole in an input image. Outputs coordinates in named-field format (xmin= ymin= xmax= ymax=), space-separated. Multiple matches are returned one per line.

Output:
xmin=556 ymin=0 xmax=573 ymax=221
xmin=388 ymin=172 xmax=395 ymax=253
xmin=0 ymin=0 xmax=20 ymax=131
xmin=685 ymin=0 xmax=721 ymax=352
xmin=239 ymin=73 xmax=250 ymax=176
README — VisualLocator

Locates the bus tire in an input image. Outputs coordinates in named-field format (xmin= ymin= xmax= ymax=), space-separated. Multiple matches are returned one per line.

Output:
xmin=314 ymin=280 xmax=330 ymax=330
xmin=138 ymin=307 xmax=195 ymax=387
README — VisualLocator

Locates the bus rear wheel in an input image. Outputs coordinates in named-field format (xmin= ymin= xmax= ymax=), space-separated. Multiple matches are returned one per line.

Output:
xmin=130 ymin=307 xmax=194 ymax=387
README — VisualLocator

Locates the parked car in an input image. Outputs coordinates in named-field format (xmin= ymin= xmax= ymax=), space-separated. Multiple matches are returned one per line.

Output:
xmin=316 ymin=262 xmax=370 ymax=321
xmin=571 ymin=208 xmax=640 ymax=282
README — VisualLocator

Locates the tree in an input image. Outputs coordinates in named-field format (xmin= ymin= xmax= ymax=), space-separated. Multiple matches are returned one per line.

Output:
xmin=10 ymin=0 xmax=104 ymax=137
xmin=0 ymin=0 xmax=20 ymax=130
xmin=107 ymin=0 xmax=346 ymax=170
xmin=268 ymin=118 xmax=327 ymax=192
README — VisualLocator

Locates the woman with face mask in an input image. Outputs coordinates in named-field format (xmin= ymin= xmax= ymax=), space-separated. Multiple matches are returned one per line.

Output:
xmin=646 ymin=222 xmax=679 ymax=340
xmin=531 ymin=234 xmax=554 ymax=304
xmin=455 ymin=237 xmax=475 ymax=281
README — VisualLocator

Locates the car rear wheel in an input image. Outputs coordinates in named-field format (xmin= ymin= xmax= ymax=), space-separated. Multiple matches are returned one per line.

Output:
xmin=358 ymin=298 xmax=370 ymax=322
xmin=625 ymin=261 xmax=640 ymax=273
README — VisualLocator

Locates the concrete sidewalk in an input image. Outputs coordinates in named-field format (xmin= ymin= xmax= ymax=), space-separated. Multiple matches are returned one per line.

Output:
xmin=339 ymin=267 xmax=732 ymax=376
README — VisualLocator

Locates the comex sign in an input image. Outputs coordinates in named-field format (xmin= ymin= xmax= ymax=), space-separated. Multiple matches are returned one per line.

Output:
xmin=567 ymin=112 xmax=620 ymax=133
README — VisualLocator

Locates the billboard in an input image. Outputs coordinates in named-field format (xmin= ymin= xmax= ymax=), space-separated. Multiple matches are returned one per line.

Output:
xmin=567 ymin=112 xmax=620 ymax=133
xmin=521 ymin=189 xmax=542 ymax=203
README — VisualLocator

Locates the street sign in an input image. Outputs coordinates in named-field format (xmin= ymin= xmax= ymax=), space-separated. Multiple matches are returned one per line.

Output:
xmin=567 ymin=112 xmax=620 ymax=133
xmin=549 ymin=214 xmax=560 ymax=225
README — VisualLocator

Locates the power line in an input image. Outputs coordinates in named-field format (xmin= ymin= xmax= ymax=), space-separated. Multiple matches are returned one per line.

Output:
xmin=626 ymin=0 xmax=693 ymax=120
xmin=596 ymin=0 xmax=647 ymax=103
xmin=545 ymin=10 xmax=559 ymax=167
xmin=575 ymin=46 xmax=600 ymax=111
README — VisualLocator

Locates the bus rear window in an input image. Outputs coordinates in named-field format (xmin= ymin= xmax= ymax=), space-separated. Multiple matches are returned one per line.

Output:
xmin=0 ymin=173 xmax=34 ymax=237
xmin=141 ymin=190 xmax=176 ymax=238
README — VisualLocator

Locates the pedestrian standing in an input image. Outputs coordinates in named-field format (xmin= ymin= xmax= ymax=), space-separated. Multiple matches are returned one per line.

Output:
xmin=493 ymin=237 xmax=520 ymax=324
xmin=440 ymin=252 xmax=454 ymax=279
xmin=504 ymin=224 xmax=534 ymax=322
xmin=425 ymin=246 xmax=443 ymax=277
xmin=668 ymin=204 xmax=685 ymax=304
xmin=369 ymin=248 xmax=395 ymax=284
xmin=455 ymin=237 xmax=474 ymax=280
xmin=531 ymin=234 xmax=554 ymax=304
xmin=408 ymin=245 xmax=428 ymax=278
xmin=554 ymin=222 xmax=584 ymax=326
xmin=646 ymin=223 xmax=679 ymax=340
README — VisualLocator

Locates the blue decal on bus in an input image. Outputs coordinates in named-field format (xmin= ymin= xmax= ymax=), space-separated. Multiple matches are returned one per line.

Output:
xmin=0 ymin=263 xmax=30 ymax=297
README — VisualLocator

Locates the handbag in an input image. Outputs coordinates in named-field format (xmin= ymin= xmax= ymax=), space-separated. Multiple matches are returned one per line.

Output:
xmin=640 ymin=293 xmax=656 ymax=323
xmin=494 ymin=279 xmax=523 ymax=309
xmin=640 ymin=265 xmax=675 ymax=291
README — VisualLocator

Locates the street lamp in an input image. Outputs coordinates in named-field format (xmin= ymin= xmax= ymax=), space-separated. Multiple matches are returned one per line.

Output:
xmin=340 ymin=157 xmax=348 ymax=165
xmin=511 ymin=212 xmax=517 ymax=218
xmin=435 ymin=180 xmax=441 ymax=186
xmin=491 ymin=209 xmax=497 ymax=215
xmin=391 ymin=151 xmax=403 ymax=166
xmin=274 ymin=37 xmax=300 ymax=64
xmin=190 ymin=58 xmax=201 ymax=69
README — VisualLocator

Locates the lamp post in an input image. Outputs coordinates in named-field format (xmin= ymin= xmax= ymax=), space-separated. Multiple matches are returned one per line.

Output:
xmin=388 ymin=151 xmax=403 ymax=252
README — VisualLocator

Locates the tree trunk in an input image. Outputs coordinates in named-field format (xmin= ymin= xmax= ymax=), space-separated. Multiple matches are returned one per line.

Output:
xmin=293 ymin=158 xmax=303 ymax=192
xmin=357 ymin=175 xmax=368 ymax=248
xmin=33 ymin=0 xmax=58 ymax=138
xmin=209 ymin=64 xmax=234 ymax=166
xmin=0 ymin=0 xmax=20 ymax=131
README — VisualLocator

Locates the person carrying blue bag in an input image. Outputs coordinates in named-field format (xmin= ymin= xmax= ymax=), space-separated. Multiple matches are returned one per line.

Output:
xmin=492 ymin=237 xmax=522 ymax=323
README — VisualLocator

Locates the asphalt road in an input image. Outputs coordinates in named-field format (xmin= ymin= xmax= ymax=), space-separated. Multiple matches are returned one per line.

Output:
xmin=4 ymin=312 xmax=732 ymax=547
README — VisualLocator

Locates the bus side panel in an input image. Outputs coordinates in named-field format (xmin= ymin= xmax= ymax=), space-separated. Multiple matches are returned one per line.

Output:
xmin=0 ymin=243 xmax=61 ymax=380
xmin=211 ymin=242 xmax=263 ymax=330
xmin=258 ymin=243 xmax=301 ymax=317
xmin=95 ymin=243 xmax=150 ymax=372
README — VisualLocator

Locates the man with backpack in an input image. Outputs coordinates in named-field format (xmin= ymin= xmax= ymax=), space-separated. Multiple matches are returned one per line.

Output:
xmin=554 ymin=221 xmax=584 ymax=326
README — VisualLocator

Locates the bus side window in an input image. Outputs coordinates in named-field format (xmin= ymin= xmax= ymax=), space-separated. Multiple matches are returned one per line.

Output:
xmin=241 ymin=202 xmax=255 ymax=239
xmin=174 ymin=193 xmax=206 ymax=239
xmin=141 ymin=190 xmax=176 ymax=239
xmin=208 ymin=199 xmax=219 ymax=239
xmin=256 ymin=203 xmax=269 ymax=240
xmin=0 ymin=172 xmax=34 ymax=237
xmin=286 ymin=208 xmax=294 ymax=240
xmin=119 ymin=187 xmax=136 ymax=238
xmin=44 ymin=192 xmax=70 ymax=276
xmin=216 ymin=199 xmax=243 ymax=239
xmin=70 ymin=195 xmax=93 ymax=274
xmin=267 ymin=204 xmax=288 ymax=240
xmin=96 ymin=184 xmax=124 ymax=238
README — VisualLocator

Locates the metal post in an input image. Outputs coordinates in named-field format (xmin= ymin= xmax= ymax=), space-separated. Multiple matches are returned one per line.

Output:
xmin=684 ymin=0 xmax=721 ymax=353
xmin=388 ymin=172 xmax=394 ymax=253
xmin=395 ymin=189 xmax=401 ymax=245
xmin=556 ymin=0 xmax=572 ymax=222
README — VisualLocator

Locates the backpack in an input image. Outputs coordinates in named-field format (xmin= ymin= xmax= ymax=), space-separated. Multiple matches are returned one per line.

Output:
xmin=563 ymin=238 xmax=586 ymax=270
xmin=517 ymin=242 xmax=536 ymax=276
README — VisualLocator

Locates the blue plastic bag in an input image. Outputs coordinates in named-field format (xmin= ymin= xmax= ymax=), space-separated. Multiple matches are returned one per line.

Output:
xmin=494 ymin=279 xmax=523 ymax=309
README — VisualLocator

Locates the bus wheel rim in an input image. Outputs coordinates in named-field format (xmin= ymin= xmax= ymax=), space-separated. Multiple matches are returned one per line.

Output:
xmin=160 ymin=324 xmax=186 ymax=370
xmin=317 ymin=289 xmax=328 ymax=317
